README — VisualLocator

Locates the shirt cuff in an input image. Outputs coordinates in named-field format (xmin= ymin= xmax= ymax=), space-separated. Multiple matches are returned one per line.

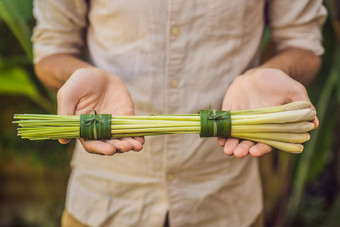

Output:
xmin=271 ymin=23 xmax=324 ymax=56
xmin=32 ymin=28 xmax=84 ymax=63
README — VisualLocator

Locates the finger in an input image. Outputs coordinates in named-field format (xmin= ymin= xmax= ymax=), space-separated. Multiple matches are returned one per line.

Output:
xmin=57 ymin=85 xmax=78 ymax=116
xmin=234 ymin=140 xmax=255 ymax=158
xmin=307 ymin=102 xmax=319 ymax=129
xmin=105 ymin=139 xmax=133 ymax=152
xmin=121 ymin=137 xmax=143 ymax=151
xmin=134 ymin=136 xmax=145 ymax=145
xmin=81 ymin=139 xmax=117 ymax=155
xmin=249 ymin=143 xmax=272 ymax=157
xmin=312 ymin=116 xmax=319 ymax=129
xmin=217 ymin=137 xmax=227 ymax=147
xmin=56 ymin=82 xmax=81 ymax=144
xmin=59 ymin=139 xmax=71 ymax=144
xmin=224 ymin=137 xmax=240 ymax=156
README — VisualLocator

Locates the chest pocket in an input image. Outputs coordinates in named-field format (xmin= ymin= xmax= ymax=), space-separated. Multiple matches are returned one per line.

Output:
xmin=206 ymin=0 xmax=249 ymax=37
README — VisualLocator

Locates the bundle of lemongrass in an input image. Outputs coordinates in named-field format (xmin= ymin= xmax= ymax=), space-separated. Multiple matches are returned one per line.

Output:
xmin=13 ymin=101 xmax=316 ymax=153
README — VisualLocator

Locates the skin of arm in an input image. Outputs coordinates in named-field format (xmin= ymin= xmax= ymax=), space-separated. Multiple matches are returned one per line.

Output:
xmin=217 ymin=47 xmax=320 ymax=158
xmin=35 ymin=53 xmax=144 ymax=155
xmin=35 ymin=54 xmax=91 ymax=91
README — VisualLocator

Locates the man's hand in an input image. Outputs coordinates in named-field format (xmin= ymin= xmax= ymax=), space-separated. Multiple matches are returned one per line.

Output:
xmin=57 ymin=67 xmax=144 ymax=155
xmin=217 ymin=68 xmax=319 ymax=158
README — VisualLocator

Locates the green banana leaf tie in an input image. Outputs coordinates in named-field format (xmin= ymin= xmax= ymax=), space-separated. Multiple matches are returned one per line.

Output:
xmin=199 ymin=108 xmax=231 ymax=137
xmin=80 ymin=110 xmax=111 ymax=139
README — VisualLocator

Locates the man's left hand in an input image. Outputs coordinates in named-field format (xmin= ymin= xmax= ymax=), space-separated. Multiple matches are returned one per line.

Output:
xmin=217 ymin=68 xmax=319 ymax=158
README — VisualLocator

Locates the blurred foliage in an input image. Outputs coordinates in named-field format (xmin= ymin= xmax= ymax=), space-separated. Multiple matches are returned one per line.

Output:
xmin=0 ymin=0 xmax=70 ymax=226
xmin=260 ymin=1 xmax=340 ymax=226
xmin=0 ymin=95 xmax=72 ymax=226
xmin=0 ymin=0 xmax=55 ymax=113
xmin=0 ymin=0 xmax=340 ymax=226
xmin=287 ymin=0 xmax=340 ymax=225
xmin=0 ymin=0 xmax=33 ymax=60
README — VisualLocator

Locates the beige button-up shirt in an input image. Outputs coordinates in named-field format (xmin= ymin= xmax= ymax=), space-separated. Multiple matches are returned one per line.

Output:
xmin=33 ymin=1 xmax=326 ymax=226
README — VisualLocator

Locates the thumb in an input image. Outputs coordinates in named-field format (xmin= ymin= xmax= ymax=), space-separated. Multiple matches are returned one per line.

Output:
xmin=57 ymin=85 xmax=78 ymax=144
xmin=57 ymin=85 xmax=78 ymax=115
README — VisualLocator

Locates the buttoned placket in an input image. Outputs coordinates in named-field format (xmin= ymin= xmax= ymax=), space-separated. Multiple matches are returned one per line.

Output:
xmin=164 ymin=1 xmax=189 ymax=226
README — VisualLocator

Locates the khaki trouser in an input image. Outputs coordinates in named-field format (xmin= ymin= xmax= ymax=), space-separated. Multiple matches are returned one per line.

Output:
xmin=61 ymin=210 xmax=87 ymax=227
xmin=61 ymin=209 xmax=264 ymax=227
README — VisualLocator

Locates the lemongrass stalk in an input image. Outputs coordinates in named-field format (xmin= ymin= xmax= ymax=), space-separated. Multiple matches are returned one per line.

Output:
xmin=110 ymin=120 xmax=199 ymax=125
xmin=232 ymin=108 xmax=315 ymax=125
xmin=232 ymin=132 xmax=310 ymax=143
xmin=14 ymin=114 xmax=79 ymax=120
xmin=111 ymin=116 xmax=200 ymax=121
xmin=232 ymin=122 xmax=315 ymax=133
xmin=111 ymin=126 xmax=199 ymax=134
xmin=110 ymin=123 xmax=200 ymax=129
xmin=111 ymin=131 xmax=199 ymax=137
xmin=13 ymin=101 xmax=317 ymax=155
xmin=231 ymin=101 xmax=311 ymax=115
xmin=236 ymin=137 xmax=304 ymax=153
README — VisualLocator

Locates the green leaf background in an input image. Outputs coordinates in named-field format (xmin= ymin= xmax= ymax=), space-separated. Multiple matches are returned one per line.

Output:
xmin=0 ymin=0 xmax=339 ymax=226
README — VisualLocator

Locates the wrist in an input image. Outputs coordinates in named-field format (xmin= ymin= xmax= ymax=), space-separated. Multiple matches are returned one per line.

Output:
xmin=256 ymin=48 xmax=320 ymax=85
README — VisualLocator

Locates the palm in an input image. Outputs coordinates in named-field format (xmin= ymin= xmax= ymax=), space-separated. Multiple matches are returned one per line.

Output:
xmin=57 ymin=68 xmax=144 ymax=155
xmin=219 ymin=68 xmax=316 ymax=158
xmin=59 ymin=69 xmax=131 ymax=116
xmin=222 ymin=69 xmax=308 ymax=111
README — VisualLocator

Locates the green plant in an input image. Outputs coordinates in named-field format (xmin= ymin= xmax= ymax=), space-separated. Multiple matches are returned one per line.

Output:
xmin=286 ymin=0 xmax=340 ymax=224
xmin=0 ymin=0 xmax=55 ymax=113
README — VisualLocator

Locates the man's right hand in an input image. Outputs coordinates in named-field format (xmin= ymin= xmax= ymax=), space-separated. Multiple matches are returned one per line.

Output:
xmin=57 ymin=67 xmax=144 ymax=155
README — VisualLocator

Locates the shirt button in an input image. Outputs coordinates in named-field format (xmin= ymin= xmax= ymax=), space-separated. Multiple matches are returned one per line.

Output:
xmin=167 ymin=173 xmax=175 ymax=182
xmin=171 ymin=27 xmax=180 ymax=37
xmin=170 ymin=79 xmax=179 ymax=88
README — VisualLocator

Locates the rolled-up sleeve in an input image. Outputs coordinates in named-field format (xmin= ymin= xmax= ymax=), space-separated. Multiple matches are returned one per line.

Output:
xmin=268 ymin=0 xmax=327 ymax=56
xmin=32 ymin=0 xmax=88 ymax=63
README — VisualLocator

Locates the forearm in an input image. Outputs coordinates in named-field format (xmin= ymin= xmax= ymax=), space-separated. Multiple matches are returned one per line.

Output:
xmin=34 ymin=54 xmax=91 ymax=91
xmin=259 ymin=48 xmax=321 ymax=85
